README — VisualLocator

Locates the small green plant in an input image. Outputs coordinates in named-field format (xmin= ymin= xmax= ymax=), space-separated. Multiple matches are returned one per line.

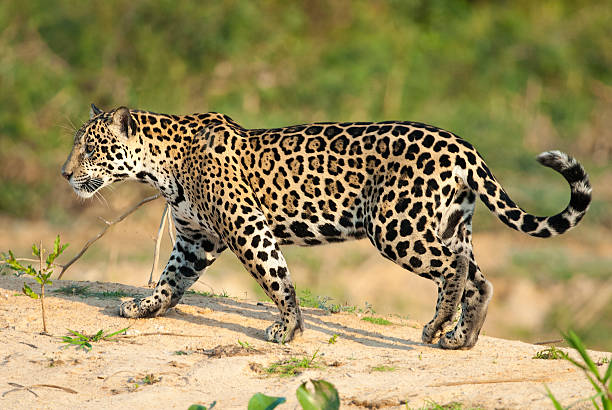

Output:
xmin=598 ymin=357 xmax=611 ymax=366
xmin=187 ymin=405 xmax=216 ymax=410
xmin=174 ymin=350 xmax=189 ymax=356
xmin=238 ymin=339 xmax=255 ymax=350
xmin=2 ymin=235 xmax=68 ymax=333
xmin=328 ymin=334 xmax=338 ymax=344
xmin=546 ymin=330 xmax=611 ymax=409
xmin=533 ymin=346 xmax=568 ymax=360
xmin=372 ymin=365 xmax=397 ymax=372
xmin=61 ymin=327 xmax=129 ymax=352
xmin=266 ymin=348 xmax=322 ymax=377
xmin=141 ymin=373 xmax=161 ymax=385
xmin=361 ymin=316 xmax=392 ymax=326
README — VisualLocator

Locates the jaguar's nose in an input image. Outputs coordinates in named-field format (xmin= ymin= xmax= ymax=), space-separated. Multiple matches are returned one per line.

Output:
xmin=61 ymin=168 xmax=72 ymax=181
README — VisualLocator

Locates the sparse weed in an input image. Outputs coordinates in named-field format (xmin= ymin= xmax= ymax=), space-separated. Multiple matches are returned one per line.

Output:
xmin=53 ymin=284 xmax=90 ymax=297
xmin=61 ymin=327 xmax=129 ymax=352
xmin=331 ymin=303 xmax=357 ymax=314
xmin=52 ymin=286 xmax=134 ymax=300
xmin=372 ymin=365 xmax=397 ymax=372
xmin=361 ymin=316 xmax=392 ymax=326
xmin=265 ymin=348 xmax=322 ymax=377
xmin=174 ymin=350 xmax=189 ymax=356
xmin=413 ymin=401 xmax=480 ymax=410
xmin=141 ymin=373 xmax=161 ymax=385
xmin=328 ymin=334 xmax=338 ymax=344
xmin=2 ymin=235 xmax=68 ymax=333
xmin=533 ymin=346 xmax=567 ymax=360
xmin=238 ymin=339 xmax=255 ymax=350
xmin=298 ymin=289 xmax=375 ymax=316
xmin=360 ymin=302 xmax=376 ymax=315
xmin=299 ymin=289 xmax=333 ymax=310
xmin=92 ymin=290 xmax=134 ymax=299
xmin=187 ymin=289 xmax=230 ymax=298
xmin=597 ymin=357 xmax=611 ymax=366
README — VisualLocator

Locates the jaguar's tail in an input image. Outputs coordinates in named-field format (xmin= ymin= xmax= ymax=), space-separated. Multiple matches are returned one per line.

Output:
xmin=466 ymin=150 xmax=591 ymax=238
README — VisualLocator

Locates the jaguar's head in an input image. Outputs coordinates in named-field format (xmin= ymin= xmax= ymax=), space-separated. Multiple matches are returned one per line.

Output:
xmin=62 ymin=104 xmax=142 ymax=198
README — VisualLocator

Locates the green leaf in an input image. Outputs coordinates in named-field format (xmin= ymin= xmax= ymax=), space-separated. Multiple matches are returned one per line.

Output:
xmin=586 ymin=373 xmax=603 ymax=396
xmin=53 ymin=235 xmax=60 ymax=256
xmin=187 ymin=406 xmax=208 ymax=410
xmin=23 ymin=283 xmax=39 ymax=299
xmin=545 ymin=385 xmax=565 ymax=410
xmin=67 ymin=329 xmax=89 ymax=340
xmin=247 ymin=393 xmax=286 ymax=410
xmin=32 ymin=243 xmax=40 ymax=257
xmin=92 ymin=329 xmax=105 ymax=341
xmin=103 ymin=327 xmax=129 ymax=340
xmin=296 ymin=379 xmax=340 ymax=410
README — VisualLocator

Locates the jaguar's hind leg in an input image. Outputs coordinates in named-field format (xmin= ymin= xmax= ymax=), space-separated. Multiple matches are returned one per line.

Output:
xmin=431 ymin=183 xmax=494 ymax=349
xmin=421 ymin=253 xmax=468 ymax=344
xmin=437 ymin=194 xmax=494 ymax=349
xmin=440 ymin=262 xmax=493 ymax=349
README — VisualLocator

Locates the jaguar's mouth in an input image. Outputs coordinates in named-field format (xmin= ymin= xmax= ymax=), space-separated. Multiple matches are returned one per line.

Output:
xmin=73 ymin=177 xmax=104 ymax=199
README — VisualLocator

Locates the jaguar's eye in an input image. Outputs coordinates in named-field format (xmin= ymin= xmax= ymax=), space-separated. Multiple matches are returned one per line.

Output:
xmin=85 ymin=143 xmax=95 ymax=155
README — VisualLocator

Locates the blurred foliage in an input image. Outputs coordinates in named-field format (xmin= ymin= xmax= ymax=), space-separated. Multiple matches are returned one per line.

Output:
xmin=0 ymin=0 xmax=611 ymax=220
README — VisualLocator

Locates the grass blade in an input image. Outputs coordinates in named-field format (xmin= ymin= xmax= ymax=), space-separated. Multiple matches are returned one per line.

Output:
xmin=103 ymin=327 xmax=129 ymax=340
xmin=604 ymin=360 xmax=612 ymax=384
xmin=565 ymin=331 xmax=600 ymax=379
xmin=545 ymin=385 xmax=565 ymax=410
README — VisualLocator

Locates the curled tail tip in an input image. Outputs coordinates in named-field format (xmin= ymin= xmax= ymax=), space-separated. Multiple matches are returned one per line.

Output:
xmin=537 ymin=150 xmax=591 ymax=191
xmin=536 ymin=150 xmax=574 ymax=171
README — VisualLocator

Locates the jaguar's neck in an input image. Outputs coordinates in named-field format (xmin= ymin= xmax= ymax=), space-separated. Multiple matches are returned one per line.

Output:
xmin=129 ymin=110 xmax=241 ymax=202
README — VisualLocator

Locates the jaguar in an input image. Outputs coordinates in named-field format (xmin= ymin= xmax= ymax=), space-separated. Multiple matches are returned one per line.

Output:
xmin=61 ymin=104 xmax=591 ymax=349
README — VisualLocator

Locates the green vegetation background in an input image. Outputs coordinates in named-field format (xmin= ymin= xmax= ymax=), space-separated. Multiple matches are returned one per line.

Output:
xmin=0 ymin=1 xmax=610 ymax=348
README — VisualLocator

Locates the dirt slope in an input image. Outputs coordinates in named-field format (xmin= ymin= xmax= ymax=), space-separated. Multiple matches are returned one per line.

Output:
xmin=0 ymin=276 xmax=608 ymax=409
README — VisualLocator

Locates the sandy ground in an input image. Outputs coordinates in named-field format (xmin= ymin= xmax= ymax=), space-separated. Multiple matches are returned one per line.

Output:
xmin=1 ymin=275 xmax=609 ymax=409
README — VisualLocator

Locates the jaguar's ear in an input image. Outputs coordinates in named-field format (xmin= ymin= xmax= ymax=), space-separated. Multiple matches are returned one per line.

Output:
xmin=89 ymin=103 xmax=103 ymax=119
xmin=109 ymin=106 xmax=136 ymax=140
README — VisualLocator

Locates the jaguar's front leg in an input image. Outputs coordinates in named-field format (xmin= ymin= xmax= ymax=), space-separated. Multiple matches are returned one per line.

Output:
xmin=225 ymin=212 xmax=303 ymax=343
xmin=119 ymin=233 xmax=226 ymax=318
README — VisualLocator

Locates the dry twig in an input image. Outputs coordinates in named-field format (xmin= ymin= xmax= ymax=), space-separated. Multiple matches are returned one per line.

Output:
xmin=166 ymin=207 xmax=176 ymax=245
xmin=148 ymin=204 xmax=169 ymax=287
xmin=2 ymin=382 xmax=78 ymax=397
xmin=58 ymin=194 xmax=161 ymax=279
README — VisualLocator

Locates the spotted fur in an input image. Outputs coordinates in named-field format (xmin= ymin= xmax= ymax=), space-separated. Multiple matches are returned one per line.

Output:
xmin=61 ymin=104 xmax=592 ymax=349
